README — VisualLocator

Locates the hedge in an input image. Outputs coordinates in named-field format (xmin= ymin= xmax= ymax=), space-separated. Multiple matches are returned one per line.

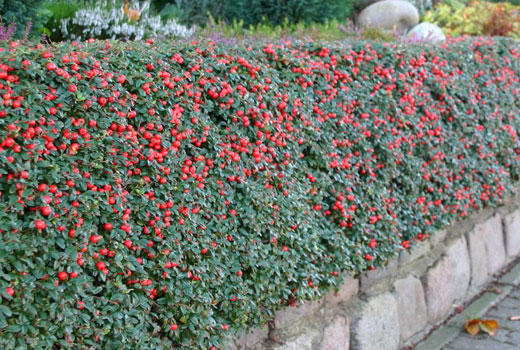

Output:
xmin=0 ymin=37 xmax=519 ymax=349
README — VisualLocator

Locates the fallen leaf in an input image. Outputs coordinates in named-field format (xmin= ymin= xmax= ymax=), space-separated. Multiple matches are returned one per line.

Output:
xmin=484 ymin=287 xmax=503 ymax=294
xmin=465 ymin=319 xmax=481 ymax=336
xmin=464 ymin=318 xmax=499 ymax=336
xmin=479 ymin=319 xmax=499 ymax=336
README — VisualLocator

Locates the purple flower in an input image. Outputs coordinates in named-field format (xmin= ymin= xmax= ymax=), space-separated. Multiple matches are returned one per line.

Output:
xmin=0 ymin=22 xmax=16 ymax=41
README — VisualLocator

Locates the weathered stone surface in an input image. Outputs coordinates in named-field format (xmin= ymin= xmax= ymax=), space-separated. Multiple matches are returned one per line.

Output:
xmin=399 ymin=240 xmax=431 ymax=266
xmin=423 ymin=256 xmax=454 ymax=324
xmin=393 ymin=275 xmax=428 ymax=341
xmin=467 ymin=227 xmax=490 ymax=290
xmin=406 ymin=22 xmax=445 ymax=43
xmin=274 ymin=299 xmax=323 ymax=330
xmin=234 ymin=327 xmax=269 ymax=349
xmin=272 ymin=328 xmax=320 ymax=350
xmin=354 ymin=293 xmax=400 ymax=350
xmin=430 ymin=229 xmax=449 ymax=248
xmin=504 ymin=209 xmax=520 ymax=261
xmin=446 ymin=236 xmax=471 ymax=302
xmin=480 ymin=214 xmax=506 ymax=275
xmin=358 ymin=0 xmax=419 ymax=32
xmin=360 ymin=257 xmax=398 ymax=292
xmin=325 ymin=275 xmax=359 ymax=306
xmin=320 ymin=316 xmax=350 ymax=350
xmin=466 ymin=213 xmax=506 ymax=293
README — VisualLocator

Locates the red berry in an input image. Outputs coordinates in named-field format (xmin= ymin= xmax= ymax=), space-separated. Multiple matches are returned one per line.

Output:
xmin=34 ymin=220 xmax=47 ymax=230
xmin=41 ymin=206 xmax=52 ymax=216
xmin=96 ymin=261 xmax=106 ymax=270
xmin=89 ymin=235 xmax=102 ymax=244
xmin=5 ymin=287 xmax=14 ymax=296
xmin=70 ymin=271 xmax=78 ymax=278
xmin=104 ymin=223 xmax=113 ymax=231
xmin=58 ymin=271 xmax=68 ymax=281
xmin=68 ymin=85 xmax=77 ymax=92
xmin=38 ymin=183 xmax=47 ymax=192
xmin=170 ymin=324 xmax=178 ymax=331
xmin=4 ymin=137 xmax=14 ymax=147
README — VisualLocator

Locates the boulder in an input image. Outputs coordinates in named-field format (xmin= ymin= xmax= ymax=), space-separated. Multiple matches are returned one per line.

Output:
xmin=406 ymin=22 xmax=446 ymax=43
xmin=358 ymin=0 xmax=419 ymax=32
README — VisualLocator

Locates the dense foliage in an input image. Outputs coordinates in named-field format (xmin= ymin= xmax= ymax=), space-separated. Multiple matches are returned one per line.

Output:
xmin=36 ymin=0 xmax=194 ymax=42
xmin=486 ymin=0 xmax=520 ymax=5
xmin=0 ymin=0 xmax=43 ymax=39
xmin=424 ymin=0 xmax=520 ymax=38
xmin=154 ymin=0 xmax=356 ymax=27
xmin=0 ymin=37 xmax=519 ymax=349
xmin=34 ymin=0 xmax=357 ymax=42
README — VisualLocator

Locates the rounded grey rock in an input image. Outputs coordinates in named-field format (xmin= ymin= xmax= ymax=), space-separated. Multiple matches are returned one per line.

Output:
xmin=358 ymin=0 xmax=419 ymax=32
xmin=406 ymin=22 xmax=446 ymax=43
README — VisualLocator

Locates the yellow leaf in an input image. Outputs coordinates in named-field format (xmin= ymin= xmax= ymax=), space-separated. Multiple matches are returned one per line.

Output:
xmin=479 ymin=319 xmax=499 ymax=336
xmin=465 ymin=319 xmax=481 ymax=336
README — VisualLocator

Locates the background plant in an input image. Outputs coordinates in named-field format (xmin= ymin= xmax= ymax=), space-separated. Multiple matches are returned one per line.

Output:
xmin=37 ymin=0 xmax=87 ymax=42
xmin=152 ymin=0 xmax=357 ymax=27
xmin=424 ymin=0 xmax=520 ymax=37
xmin=0 ymin=22 xmax=16 ymax=42
xmin=485 ymin=0 xmax=520 ymax=6
xmin=0 ymin=0 xmax=43 ymax=38
xmin=60 ymin=0 xmax=194 ymax=40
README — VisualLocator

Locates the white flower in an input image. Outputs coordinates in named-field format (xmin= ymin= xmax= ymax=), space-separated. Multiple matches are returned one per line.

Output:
xmin=60 ymin=0 xmax=194 ymax=41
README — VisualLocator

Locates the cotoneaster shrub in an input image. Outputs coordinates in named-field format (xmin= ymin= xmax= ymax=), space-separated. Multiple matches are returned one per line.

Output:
xmin=0 ymin=37 xmax=519 ymax=349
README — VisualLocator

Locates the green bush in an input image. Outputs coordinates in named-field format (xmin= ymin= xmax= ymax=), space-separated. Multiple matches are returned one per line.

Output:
xmin=197 ymin=17 xmax=368 ymax=43
xmin=485 ymin=0 xmax=520 ymax=6
xmin=223 ymin=0 xmax=355 ymax=26
xmin=156 ymin=0 xmax=357 ymax=27
xmin=36 ymin=0 xmax=87 ymax=42
xmin=0 ymin=0 xmax=43 ymax=38
xmin=0 ymin=37 xmax=519 ymax=349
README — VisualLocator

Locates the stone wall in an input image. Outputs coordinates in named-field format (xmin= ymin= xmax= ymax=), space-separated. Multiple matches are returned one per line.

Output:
xmin=230 ymin=193 xmax=520 ymax=350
